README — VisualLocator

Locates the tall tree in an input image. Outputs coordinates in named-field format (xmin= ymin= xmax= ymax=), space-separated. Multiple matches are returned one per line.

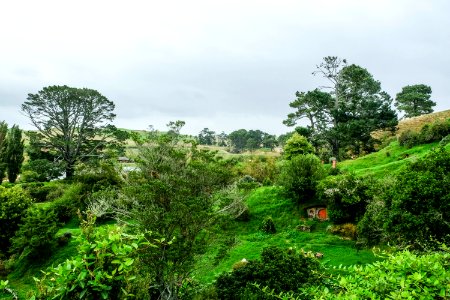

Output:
xmin=5 ymin=125 xmax=24 ymax=183
xmin=198 ymin=127 xmax=216 ymax=145
xmin=335 ymin=64 xmax=398 ymax=154
xmin=285 ymin=58 xmax=397 ymax=157
xmin=0 ymin=121 xmax=7 ymax=181
xmin=395 ymin=84 xmax=435 ymax=118
xmin=22 ymin=85 xmax=116 ymax=178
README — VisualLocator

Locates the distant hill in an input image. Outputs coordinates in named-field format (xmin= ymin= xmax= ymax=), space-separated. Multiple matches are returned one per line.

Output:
xmin=396 ymin=109 xmax=450 ymax=135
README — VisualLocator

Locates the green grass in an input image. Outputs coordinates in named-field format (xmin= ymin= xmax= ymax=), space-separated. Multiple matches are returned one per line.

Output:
xmin=1 ymin=220 xmax=81 ymax=299
xmin=193 ymin=186 xmax=378 ymax=284
xmin=338 ymin=140 xmax=445 ymax=178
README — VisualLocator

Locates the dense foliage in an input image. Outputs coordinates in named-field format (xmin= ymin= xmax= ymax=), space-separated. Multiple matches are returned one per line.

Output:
xmin=0 ymin=185 xmax=33 ymax=253
xmin=22 ymin=85 xmax=116 ymax=178
xmin=10 ymin=207 xmax=59 ymax=260
xmin=384 ymin=147 xmax=450 ymax=249
xmin=278 ymin=154 xmax=325 ymax=204
xmin=117 ymin=126 xmax=234 ymax=299
xmin=34 ymin=213 xmax=146 ymax=299
xmin=215 ymin=246 xmax=322 ymax=299
xmin=307 ymin=248 xmax=450 ymax=299
xmin=317 ymin=173 xmax=374 ymax=224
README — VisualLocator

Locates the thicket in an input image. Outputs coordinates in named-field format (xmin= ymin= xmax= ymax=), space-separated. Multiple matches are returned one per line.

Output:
xmin=215 ymin=246 xmax=323 ymax=299
xmin=357 ymin=147 xmax=450 ymax=249
xmin=0 ymin=185 xmax=33 ymax=254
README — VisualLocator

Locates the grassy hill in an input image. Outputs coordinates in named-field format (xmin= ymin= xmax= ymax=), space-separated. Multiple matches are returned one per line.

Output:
xmin=2 ymin=110 xmax=449 ymax=298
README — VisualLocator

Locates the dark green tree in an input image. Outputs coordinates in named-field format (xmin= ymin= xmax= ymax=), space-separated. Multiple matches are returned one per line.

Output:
xmin=198 ymin=127 xmax=216 ymax=145
xmin=335 ymin=64 xmax=398 ymax=154
xmin=5 ymin=125 xmax=24 ymax=183
xmin=0 ymin=121 xmax=7 ymax=181
xmin=228 ymin=129 xmax=248 ymax=152
xmin=395 ymin=84 xmax=435 ymax=118
xmin=21 ymin=85 xmax=116 ymax=178
xmin=283 ymin=89 xmax=333 ymax=133
xmin=285 ymin=57 xmax=397 ymax=157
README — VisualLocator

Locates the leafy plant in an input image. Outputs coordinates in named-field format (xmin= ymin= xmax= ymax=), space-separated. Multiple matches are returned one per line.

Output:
xmin=0 ymin=185 xmax=33 ymax=254
xmin=215 ymin=246 xmax=323 ymax=299
xmin=33 ymin=212 xmax=148 ymax=299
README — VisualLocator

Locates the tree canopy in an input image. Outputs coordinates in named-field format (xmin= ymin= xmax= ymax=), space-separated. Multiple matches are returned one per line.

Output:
xmin=22 ymin=85 xmax=116 ymax=178
xmin=395 ymin=84 xmax=435 ymax=118
xmin=285 ymin=57 xmax=398 ymax=158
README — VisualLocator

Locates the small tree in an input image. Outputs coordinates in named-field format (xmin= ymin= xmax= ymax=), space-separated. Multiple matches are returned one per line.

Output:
xmin=119 ymin=124 xmax=233 ymax=299
xmin=5 ymin=125 xmax=24 ymax=183
xmin=22 ymin=85 xmax=116 ymax=178
xmin=279 ymin=154 xmax=325 ymax=204
xmin=283 ymin=133 xmax=315 ymax=160
xmin=395 ymin=84 xmax=435 ymax=118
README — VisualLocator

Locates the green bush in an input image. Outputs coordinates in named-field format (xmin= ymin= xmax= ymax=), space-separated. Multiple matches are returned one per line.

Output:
xmin=34 ymin=213 xmax=148 ymax=300
xmin=49 ymin=183 xmax=83 ymax=223
xmin=398 ymin=129 xmax=420 ymax=148
xmin=10 ymin=207 xmax=59 ymax=259
xmin=283 ymin=133 xmax=315 ymax=160
xmin=306 ymin=248 xmax=450 ymax=299
xmin=384 ymin=147 xmax=450 ymax=249
xmin=21 ymin=182 xmax=58 ymax=202
xmin=21 ymin=159 xmax=64 ymax=182
xmin=278 ymin=154 xmax=325 ymax=204
xmin=0 ymin=185 xmax=33 ymax=253
xmin=260 ymin=217 xmax=276 ymax=234
xmin=317 ymin=173 xmax=373 ymax=224
xmin=215 ymin=246 xmax=323 ymax=299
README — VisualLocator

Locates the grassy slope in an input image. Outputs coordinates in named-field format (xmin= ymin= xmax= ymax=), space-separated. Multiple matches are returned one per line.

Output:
xmin=193 ymin=186 xmax=378 ymax=284
xmin=1 ymin=220 xmax=81 ymax=299
xmin=338 ymin=140 xmax=449 ymax=178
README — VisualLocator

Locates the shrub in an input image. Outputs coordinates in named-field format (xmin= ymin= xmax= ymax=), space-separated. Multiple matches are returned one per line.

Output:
xmin=0 ymin=185 xmax=33 ymax=253
xmin=215 ymin=246 xmax=323 ymax=299
xmin=10 ymin=207 xmax=59 ymax=260
xmin=278 ymin=154 xmax=325 ymax=204
xmin=307 ymin=248 xmax=450 ymax=299
xmin=283 ymin=133 xmax=315 ymax=160
xmin=317 ymin=173 xmax=374 ymax=224
xmin=34 ymin=218 xmax=148 ymax=299
xmin=327 ymin=223 xmax=357 ymax=240
xmin=240 ymin=156 xmax=278 ymax=184
xmin=236 ymin=175 xmax=261 ymax=191
xmin=384 ymin=147 xmax=450 ymax=249
xmin=398 ymin=129 xmax=420 ymax=148
xmin=21 ymin=159 xmax=64 ymax=182
xmin=49 ymin=183 xmax=83 ymax=223
xmin=260 ymin=217 xmax=276 ymax=234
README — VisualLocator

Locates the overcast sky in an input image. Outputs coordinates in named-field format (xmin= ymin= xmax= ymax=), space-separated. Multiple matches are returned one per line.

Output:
xmin=1 ymin=0 xmax=449 ymax=135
